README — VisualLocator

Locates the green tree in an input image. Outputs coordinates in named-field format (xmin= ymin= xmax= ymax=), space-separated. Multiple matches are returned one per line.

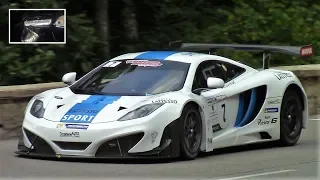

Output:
xmin=0 ymin=0 xmax=319 ymax=86
xmin=0 ymin=0 xmax=100 ymax=85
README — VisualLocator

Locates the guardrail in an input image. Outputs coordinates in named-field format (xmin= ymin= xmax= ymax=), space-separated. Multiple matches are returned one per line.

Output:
xmin=1 ymin=64 xmax=320 ymax=140
xmin=0 ymin=82 xmax=66 ymax=140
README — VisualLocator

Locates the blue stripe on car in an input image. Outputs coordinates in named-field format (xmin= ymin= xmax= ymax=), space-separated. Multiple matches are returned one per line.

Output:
xmin=238 ymin=89 xmax=257 ymax=127
xmin=234 ymin=94 xmax=246 ymax=127
xmin=134 ymin=51 xmax=178 ymax=60
xmin=60 ymin=95 xmax=121 ymax=123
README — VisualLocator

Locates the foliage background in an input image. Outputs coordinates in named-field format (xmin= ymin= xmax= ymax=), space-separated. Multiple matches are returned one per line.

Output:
xmin=0 ymin=0 xmax=319 ymax=86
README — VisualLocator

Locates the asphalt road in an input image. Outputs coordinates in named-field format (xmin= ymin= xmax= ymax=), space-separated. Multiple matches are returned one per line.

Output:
xmin=0 ymin=118 xmax=319 ymax=180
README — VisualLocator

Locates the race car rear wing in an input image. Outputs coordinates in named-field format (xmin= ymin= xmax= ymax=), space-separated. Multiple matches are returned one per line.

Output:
xmin=169 ymin=40 xmax=313 ymax=69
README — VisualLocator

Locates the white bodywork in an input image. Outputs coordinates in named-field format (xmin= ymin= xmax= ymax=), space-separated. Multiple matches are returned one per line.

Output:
xmin=20 ymin=51 xmax=308 ymax=156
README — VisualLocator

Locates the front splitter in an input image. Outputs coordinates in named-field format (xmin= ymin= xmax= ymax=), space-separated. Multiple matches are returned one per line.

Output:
xmin=14 ymin=150 xmax=175 ymax=161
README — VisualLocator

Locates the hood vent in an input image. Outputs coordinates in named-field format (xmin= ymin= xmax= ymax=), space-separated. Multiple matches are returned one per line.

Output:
xmin=118 ymin=106 xmax=127 ymax=111
xmin=54 ymin=96 xmax=63 ymax=99
xmin=57 ymin=104 xmax=64 ymax=109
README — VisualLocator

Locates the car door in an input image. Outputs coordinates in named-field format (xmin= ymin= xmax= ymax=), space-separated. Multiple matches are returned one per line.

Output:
xmin=192 ymin=60 xmax=246 ymax=151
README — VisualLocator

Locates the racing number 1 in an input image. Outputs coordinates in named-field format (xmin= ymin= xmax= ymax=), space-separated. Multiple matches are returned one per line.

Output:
xmin=221 ymin=104 xmax=226 ymax=122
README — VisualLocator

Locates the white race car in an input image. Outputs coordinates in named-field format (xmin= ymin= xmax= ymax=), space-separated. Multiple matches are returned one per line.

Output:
xmin=16 ymin=42 xmax=313 ymax=160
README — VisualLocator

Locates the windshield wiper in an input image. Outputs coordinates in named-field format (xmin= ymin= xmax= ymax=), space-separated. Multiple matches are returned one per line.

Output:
xmin=71 ymin=87 xmax=105 ymax=95
xmin=72 ymin=87 xmax=86 ymax=93
xmin=87 ymin=90 xmax=106 ymax=95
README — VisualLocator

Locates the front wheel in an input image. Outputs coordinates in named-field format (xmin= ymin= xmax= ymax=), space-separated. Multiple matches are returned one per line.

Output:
xmin=179 ymin=104 xmax=202 ymax=160
xmin=278 ymin=89 xmax=303 ymax=146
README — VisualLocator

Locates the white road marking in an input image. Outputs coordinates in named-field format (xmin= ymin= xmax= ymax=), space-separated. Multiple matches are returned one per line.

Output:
xmin=309 ymin=119 xmax=320 ymax=121
xmin=216 ymin=169 xmax=296 ymax=180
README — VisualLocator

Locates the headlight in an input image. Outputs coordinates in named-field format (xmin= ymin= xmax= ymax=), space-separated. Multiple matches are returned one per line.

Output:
xmin=118 ymin=103 xmax=164 ymax=121
xmin=30 ymin=100 xmax=45 ymax=118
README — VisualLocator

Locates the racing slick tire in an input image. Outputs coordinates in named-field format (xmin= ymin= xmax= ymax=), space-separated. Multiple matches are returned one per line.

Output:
xmin=179 ymin=104 xmax=202 ymax=160
xmin=278 ymin=89 xmax=303 ymax=146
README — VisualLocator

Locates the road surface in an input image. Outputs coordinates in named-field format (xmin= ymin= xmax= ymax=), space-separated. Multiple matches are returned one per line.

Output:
xmin=0 ymin=117 xmax=319 ymax=180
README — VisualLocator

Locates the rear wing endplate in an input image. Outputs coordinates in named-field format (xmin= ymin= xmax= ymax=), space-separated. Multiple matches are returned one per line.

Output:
xmin=169 ymin=40 xmax=313 ymax=69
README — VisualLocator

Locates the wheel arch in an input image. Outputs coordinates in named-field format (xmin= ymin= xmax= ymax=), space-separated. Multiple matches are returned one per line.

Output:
xmin=181 ymin=100 xmax=205 ymax=123
xmin=181 ymin=100 xmax=207 ymax=151
xmin=283 ymin=83 xmax=308 ymax=128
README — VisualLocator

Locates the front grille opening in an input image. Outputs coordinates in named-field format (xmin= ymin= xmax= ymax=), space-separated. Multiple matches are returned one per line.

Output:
xmin=23 ymin=128 xmax=55 ymax=155
xmin=95 ymin=132 xmax=144 ymax=157
xmin=53 ymin=141 xmax=91 ymax=151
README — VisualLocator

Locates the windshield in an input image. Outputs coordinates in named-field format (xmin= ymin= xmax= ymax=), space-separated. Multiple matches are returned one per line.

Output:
xmin=70 ymin=60 xmax=190 ymax=96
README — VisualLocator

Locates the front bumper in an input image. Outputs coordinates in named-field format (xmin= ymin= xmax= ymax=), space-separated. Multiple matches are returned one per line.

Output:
xmin=16 ymin=113 xmax=180 ymax=159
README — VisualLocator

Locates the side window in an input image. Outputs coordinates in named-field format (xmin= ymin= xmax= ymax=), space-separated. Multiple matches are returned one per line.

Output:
xmin=192 ymin=61 xmax=226 ymax=90
xmin=192 ymin=64 xmax=208 ymax=90
xmin=219 ymin=62 xmax=246 ymax=82
xmin=192 ymin=60 xmax=246 ymax=91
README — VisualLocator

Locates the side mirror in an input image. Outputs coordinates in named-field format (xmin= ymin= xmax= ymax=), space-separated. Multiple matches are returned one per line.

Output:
xmin=207 ymin=77 xmax=225 ymax=89
xmin=62 ymin=72 xmax=77 ymax=85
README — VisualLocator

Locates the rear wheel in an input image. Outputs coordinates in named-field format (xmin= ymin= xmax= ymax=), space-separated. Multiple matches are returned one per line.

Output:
xmin=278 ymin=89 xmax=303 ymax=146
xmin=179 ymin=104 xmax=202 ymax=160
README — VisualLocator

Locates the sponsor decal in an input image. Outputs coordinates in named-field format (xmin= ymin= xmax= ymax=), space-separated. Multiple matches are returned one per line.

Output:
xmin=300 ymin=46 xmax=313 ymax=56
xmin=56 ymin=123 xmax=65 ymax=128
xmin=152 ymin=98 xmax=177 ymax=104
xmin=209 ymin=111 xmax=218 ymax=118
xmin=209 ymin=115 xmax=219 ymax=124
xmin=224 ymin=81 xmax=235 ymax=88
xmin=207 ymin=138 xmax=212 ymax=144
xmin=212 ymin=124 xmax=222 ymax=133
xmin=126 ymin=60 xmax=162 ymax=67
xmin=207 ymin=101 xmax=217 ymax=117
xmin=103 ymin=61 xmax=121 ymax=67
xmin=151 ymin=132 xmax=158 ymax=143
xmin=207 ymin=100 xmax=216 ymax=117
xmin=267 ymin=98 xmax=281 ymax=104
xmin=274 ymin=72 xmax=293 ymax=80
xmin=258 ymin=118 xmax=278 ymax=125
xmin=65 ymin=124 xmax=89 ymax=130
xmin=61 ymin=114 xmax=95 ymax=123
xmin=264 ymin=107 xmax=278 ymax=113
xmin=68 ymin=109 xmax=99 ymax=113
xmin=265 ymin=115 xmax=271 ymax=119
xmin=60 ymin=95 xmax=121 ymax=123
xmin=60 ymin=132 xmax=80 ymax=137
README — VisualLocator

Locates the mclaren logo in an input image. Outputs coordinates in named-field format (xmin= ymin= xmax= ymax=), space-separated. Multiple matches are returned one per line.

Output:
xmin=274 ymin=72 xmax=293 ymax=80
xmin=60 ymin=132 xmax=80 ymax=137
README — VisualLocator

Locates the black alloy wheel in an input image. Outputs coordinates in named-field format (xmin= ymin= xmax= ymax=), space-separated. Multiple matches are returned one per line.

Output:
xmin=179 ymin=104 xmax=202 ymax=160
xmin=279 ymin=89 xmax=303 ymax=146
